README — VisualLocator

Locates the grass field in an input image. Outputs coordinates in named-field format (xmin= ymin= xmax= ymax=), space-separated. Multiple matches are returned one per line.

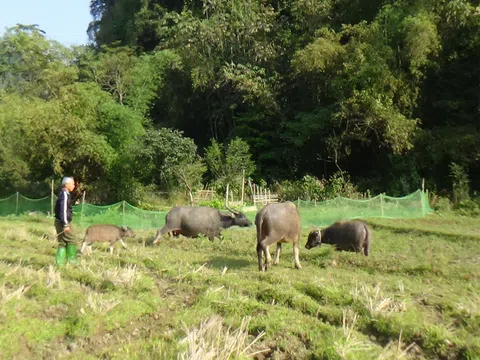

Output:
xmin=0 ymin=213 xmax=479 ymax=359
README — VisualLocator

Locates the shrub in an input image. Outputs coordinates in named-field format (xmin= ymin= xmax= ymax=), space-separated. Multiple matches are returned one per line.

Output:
xmin=277 ymin=172 xmax=362 ymax=201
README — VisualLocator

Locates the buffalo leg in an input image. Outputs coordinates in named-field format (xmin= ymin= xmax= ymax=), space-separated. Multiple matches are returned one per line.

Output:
xmin=109 ymin=241 xmax=114 ymax=255
xmin=273 ymin=243 xmax=281 ymax=265
xmin=153 ymin=226 xmax=173 ymax=245
xmin=257 ymin=243 xmax=264 ymax=272
xmin=293 ymin=242 xmax=302 ymax=269
xmin=120 ymin=239 xmax=127 ymax=249
xmin=265 ymin=246 xmax=272 ymax=267
xmin=259 ymin=236 xmax=278 ymax=271
xmin=80 ymin=241 xmax=87 ymax=254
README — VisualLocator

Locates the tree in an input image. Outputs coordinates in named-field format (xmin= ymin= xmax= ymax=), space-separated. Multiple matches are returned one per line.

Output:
xmin=0 ymin=24 xmax=78 ymax=98
xmin=130 ymin=128 xmax=205 ymax=199
xmin=172 ymin=159 xmax=207 ymax=205
xmin=204 ymin=138 xmax=255 ymax=203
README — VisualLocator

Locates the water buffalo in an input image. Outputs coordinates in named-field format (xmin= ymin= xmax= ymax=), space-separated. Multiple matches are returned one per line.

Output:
xmin=305 ymin=220 xmax=371 ymax=255
xmin=256 ymin=201 xmax=302 ymax=271
xmin=80 ymin=224 xmax=136 ymax=255
xmin=152 ymin=206 xmax=252 ymax=244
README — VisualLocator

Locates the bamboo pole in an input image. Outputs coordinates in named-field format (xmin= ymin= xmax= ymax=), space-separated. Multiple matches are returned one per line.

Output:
xmin=122 ymin=200 xmax=126 ymax=225
xmin=50 ymin=179 xmax=54 ymax=217
xmin=225 ymin=183 xmax=229 ymax=207
xmin=241 ymin=169 xmax=245 ymax=205
xmin=80 ymin=191 xmax=86 ymax=227
xmin=380 ymin=193 xmax=385 ymax=217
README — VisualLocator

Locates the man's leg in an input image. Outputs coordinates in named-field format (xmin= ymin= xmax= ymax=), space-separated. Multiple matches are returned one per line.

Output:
xmin=64 ymin=225 xmax=79 ymax=264
xmin=55 ymin=221 xmax=67 ymax=267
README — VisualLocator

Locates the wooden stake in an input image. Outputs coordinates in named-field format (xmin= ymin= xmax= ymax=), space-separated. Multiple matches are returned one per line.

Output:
xmin=50 ymin=179 xmax=54 ymax=217
xmin=241 ymin=169 xmax=245 ymax=205
xmin=225 ymin=183 xmax=229 ymax=207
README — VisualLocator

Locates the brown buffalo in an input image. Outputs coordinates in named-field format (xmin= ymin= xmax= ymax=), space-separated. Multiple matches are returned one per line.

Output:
xmin=80 ymin=224 xmax=136 ymax=255
xmin=255 ymin=201 xmax=302 ymax=271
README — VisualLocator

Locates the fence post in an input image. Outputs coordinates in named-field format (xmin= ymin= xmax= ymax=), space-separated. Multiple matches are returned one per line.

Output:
xmin=225 ymin=183 xmax=229 ymax=207
xmin=15 ymin=191 xmax=19 ymax=216
xmin=380 ymin=193 xmax=384 ymax=217
xmin=80 ymin=191 xmax=86 ymax=227
xmin=122 ymin=200 xmax=126 ymax=225
xmin=241 ymin=169 xmax=245 ymax=205
xmin=297 ymin=197 xmax=300 ymax=208
xmin=50 ymin=179 xmax=54 ymax=217
xmin=421 ymin=190 xmax=427 ymax=217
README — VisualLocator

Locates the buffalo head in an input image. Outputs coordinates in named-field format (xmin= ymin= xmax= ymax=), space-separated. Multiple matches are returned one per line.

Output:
xmin=121 ymin=225 xmax=136 ymax=238
xmin=226 ymin=206 xmax=252 ymax=227
xmin=305 ymin=229 xmax=322 ymax=249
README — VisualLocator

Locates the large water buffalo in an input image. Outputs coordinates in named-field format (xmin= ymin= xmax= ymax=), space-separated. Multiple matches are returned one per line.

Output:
xmin=152 ymin=206 xmax=252 ymax=244
xmin=255 ymin=201 xmax=302 ymax=272
xmin=305 ymin=220 xmax=371 ymax=256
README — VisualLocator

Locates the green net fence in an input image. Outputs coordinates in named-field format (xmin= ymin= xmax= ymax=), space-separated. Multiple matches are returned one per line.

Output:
xmin=0 ymin=193 xmax=54 ymax=217
xmin=297 ymin=190 xmax=432 ymax=228
xmin=0 ymin=189 xmax=433 ymax=230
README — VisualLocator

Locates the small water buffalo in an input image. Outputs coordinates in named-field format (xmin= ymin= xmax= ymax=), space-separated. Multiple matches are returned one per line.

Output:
xmin=256 ymin=201 xmax=302 ymax=271
xmin=152 ymin=206 xmax=252 ymax=244
xmin=305 ymin=220 xmax=371 ymax=255
xmin=80 ymin=224 xmax=136 ymax=255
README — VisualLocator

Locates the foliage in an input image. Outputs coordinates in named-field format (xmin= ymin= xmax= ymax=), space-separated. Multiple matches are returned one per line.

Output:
xmin=277 ymin=172 xmax=362 ymax=201
xmin=1 ymin=0 xmax=480 ymax=201
xmin=449 ymin=162 xmax=470 ymax=204
xmin=131 ymin=128 xmax=204 ymax=193
xmin=204 ymin=138 xmax=255 ymax=196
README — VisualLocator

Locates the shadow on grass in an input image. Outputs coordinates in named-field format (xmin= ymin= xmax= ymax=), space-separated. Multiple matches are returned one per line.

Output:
xmin=194 ymin=256 xmax=252 ymax=270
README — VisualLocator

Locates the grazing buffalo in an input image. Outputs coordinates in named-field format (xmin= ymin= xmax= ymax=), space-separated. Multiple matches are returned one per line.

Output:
xmin=305 ymin=220 xmax=371 ymax=256
xmin=255 ymin=201 xmax=302 ymax=271
xmin=80 ymin=224 xmax=136 ymax=255
xmin=152 ymin=206 xmax=252 ymax=244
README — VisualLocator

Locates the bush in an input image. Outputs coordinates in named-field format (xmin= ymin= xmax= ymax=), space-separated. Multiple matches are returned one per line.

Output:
xmin=277 ymin=172 xmax=362 ymax=201
xmin=449 ymin=162 xmax=470 ymax=204
xmin=196 ymin=199 xmax=226 ymax=209
xmin=432 ymin=196 xmax=452 ymax=212
xmin=454 ymin=199 xmax=480 ymax=217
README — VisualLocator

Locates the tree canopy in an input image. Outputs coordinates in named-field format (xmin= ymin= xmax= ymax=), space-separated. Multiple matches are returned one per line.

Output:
xmin=0 ymin=0 xmax=479 ymax=203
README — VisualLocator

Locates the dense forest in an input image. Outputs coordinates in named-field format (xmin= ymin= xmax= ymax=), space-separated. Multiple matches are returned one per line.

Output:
xmin=0 ymin=0 xmax=479 ymax=207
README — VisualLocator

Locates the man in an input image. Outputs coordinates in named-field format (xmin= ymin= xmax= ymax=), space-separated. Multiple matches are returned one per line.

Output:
xmin=54 ymin=177 xmax=82 ymax=267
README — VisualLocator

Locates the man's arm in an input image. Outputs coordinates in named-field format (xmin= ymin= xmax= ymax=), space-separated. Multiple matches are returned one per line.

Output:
xmin=58 ymin=191 xmax=69 ymax=227
xmin=70 ymin=182 xmax=84 ymax=203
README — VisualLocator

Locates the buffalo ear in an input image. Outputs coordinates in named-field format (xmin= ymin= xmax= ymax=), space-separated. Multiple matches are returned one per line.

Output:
xmin=121 ymin=225 xmax=127 ymax=231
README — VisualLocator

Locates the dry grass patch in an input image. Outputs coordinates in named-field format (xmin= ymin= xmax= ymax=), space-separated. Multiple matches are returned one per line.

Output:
xmin=3 ymin=227 xmax=32 ymax=242
xmin=178 ymin=315 xmax=267 ymax=360
xmin=81 ymin=292 xmax=121 ymax=315
xmin=352 ymin=282 xmax=407 ymax=316
xmin=334 ymin=309 xmax=372 ymax=358
xmin=102 ymin=264 xmax=140 ymax=287
xmin=378 ymin=330 xmax=423 ymax=359
xmin=0 ymin=283 xmax=30 ymax=305
xmin=46 ymin=265 xmax=62 ymax=289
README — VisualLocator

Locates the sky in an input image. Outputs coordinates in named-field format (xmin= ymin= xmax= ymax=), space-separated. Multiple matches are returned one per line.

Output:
xmin=0 ymin=0 xmax=92 ymax=46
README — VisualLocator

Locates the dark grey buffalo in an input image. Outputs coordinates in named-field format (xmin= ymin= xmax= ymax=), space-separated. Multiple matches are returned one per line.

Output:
xmin=256 ymin=201 xmax=302 ymax=272
xmin=305 ymin=220 xmax=371 ymax=256
xmin=152 ymin=206 xmax=252 ymax=244
xmin=80 ymin=224 xmax=136 ymax=255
